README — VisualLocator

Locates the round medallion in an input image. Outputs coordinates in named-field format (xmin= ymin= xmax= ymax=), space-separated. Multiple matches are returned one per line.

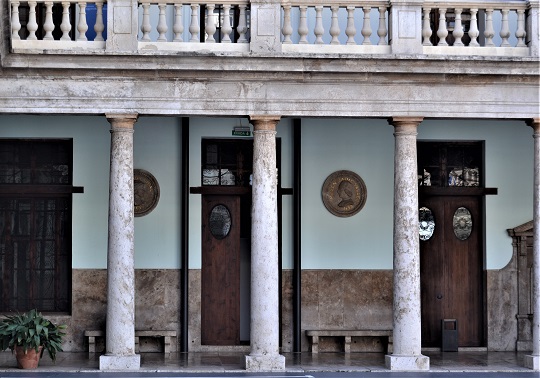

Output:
xmin=453 ymin=206 xmax=473 ymax=240
xmin=134 ymin=169 xmax=160 ymax=217
xmin=419 ymin=206 xmax=435 ymax=241
xmin=321 ymin=170 xmax=367 ymax=217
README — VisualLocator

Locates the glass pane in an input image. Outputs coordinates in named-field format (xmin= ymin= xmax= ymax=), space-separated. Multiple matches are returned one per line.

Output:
xmin=419 ymin=207 xmax=435 ymax=241
xmin=453 ymin=206 xmax=473 ymax=240
xmin=209 ymin=205 xmax=232 ymax=240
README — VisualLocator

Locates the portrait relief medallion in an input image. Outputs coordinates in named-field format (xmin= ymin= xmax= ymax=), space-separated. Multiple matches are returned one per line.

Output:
xmin=134 ymin=169 xmax=160 ymax=217
xmin=322 ymin=170 xmax=367 ymax=217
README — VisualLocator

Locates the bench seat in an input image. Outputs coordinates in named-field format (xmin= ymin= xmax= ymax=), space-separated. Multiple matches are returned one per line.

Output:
xmin=306 ymin=329 xmax=393 ymax=353
xmin=84 ymin=330 xmax=176 ymax=355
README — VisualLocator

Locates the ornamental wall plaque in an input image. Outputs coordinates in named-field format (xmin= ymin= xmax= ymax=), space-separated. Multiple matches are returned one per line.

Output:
xmin=322 ymin=170 xmax=367 ymax=217
xmin=134 ymin=169 xmax=160 ymax=217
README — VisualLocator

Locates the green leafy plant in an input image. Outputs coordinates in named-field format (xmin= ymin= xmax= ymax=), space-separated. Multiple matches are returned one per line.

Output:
xmin=0 ymin=309 xmax=66 ymax=363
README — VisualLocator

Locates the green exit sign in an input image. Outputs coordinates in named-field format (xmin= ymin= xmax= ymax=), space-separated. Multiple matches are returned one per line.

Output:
xmin=232 ymin=130 xmax=251 ymax=136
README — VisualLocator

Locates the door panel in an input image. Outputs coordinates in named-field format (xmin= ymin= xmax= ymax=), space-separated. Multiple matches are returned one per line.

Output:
xmin=201 ymin=195 xmax=240 ymax=345
xmin=420 ymin=196 xmax=483 ymax=347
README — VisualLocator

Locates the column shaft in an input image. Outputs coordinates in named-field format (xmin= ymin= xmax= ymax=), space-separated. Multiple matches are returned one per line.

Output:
xmin=526 ymin=118 xmax=540 ymax=370
xmin=100 ymin=114 xmax=140 ymax=370
xmin=385 ymin=117 xmax=429 ymax=371
xmin=245 ymin=116 xmax=285 ymax=372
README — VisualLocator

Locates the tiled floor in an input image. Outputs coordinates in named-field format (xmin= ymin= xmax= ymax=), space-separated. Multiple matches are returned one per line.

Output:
xmin=0 ymin=351 xmax=534 ymax=373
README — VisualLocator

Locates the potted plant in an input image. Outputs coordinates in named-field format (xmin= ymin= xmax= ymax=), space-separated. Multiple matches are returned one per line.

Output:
xmin=0 ymin=309 xmax=66 ymax=369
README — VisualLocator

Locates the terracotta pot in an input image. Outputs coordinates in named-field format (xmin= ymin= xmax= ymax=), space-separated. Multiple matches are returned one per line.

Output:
xmin=14 ymin=345 xmax=43 ymax=369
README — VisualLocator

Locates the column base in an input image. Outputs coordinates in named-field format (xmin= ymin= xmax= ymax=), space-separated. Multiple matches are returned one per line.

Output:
xmin=524 ymin=355 xmax=539 ymax=370
xmin=245 ymin=354 xmax=286 ymax=371
xmin=99 ymin=354 xmax=140 ymax=370
xmin=385 ymin=354 xmax=429 ymax=371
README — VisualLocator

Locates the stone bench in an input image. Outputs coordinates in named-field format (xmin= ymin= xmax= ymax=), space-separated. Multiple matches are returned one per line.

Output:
xmin=84 ymin=330 xmax=177 ymax=355
xmin=306 ymin=330 xmax=393 ymax=353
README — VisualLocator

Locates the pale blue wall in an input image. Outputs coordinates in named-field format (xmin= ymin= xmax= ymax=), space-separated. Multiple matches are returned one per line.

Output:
xmin=0 ymin=115 xmax=533 ymax=271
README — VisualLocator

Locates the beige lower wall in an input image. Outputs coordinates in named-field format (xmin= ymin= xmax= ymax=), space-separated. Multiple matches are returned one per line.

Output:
xmin=62 ymin=267 xmax=518 ymax=353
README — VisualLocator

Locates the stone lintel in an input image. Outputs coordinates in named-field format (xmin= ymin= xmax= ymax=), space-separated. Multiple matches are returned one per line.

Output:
xmin=99 ymin=354 xmax=141 ymax=370
xmin=385 ymin=354 xmax=429 ymax=371
xmin=524 ymin=355 xmax=539 ymax=370
xmin=245 ymin=354 xmax=286 ymax=371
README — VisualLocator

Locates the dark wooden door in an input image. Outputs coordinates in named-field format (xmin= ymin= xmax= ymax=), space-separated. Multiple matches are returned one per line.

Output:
xmin=201 ymin=195 xmax=241 ymax=345
xmin=420 ymin=195 xmax=483 ymax=347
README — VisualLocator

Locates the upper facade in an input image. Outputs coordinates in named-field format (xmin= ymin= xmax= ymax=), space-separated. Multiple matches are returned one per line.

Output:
xmin=0 ymin=0 xmax=539 ymax=119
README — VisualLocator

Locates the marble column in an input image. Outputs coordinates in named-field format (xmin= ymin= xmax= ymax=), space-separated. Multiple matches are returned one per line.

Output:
xmin=100 ymin=114 xmax=140 ymax=370
xmin=245 ymin=116 xmax=286 ymax=372
xmin=385 ymin=117 xmax=429 ymax=371
xmin=525 ymin=118 xmax=540 ymax=370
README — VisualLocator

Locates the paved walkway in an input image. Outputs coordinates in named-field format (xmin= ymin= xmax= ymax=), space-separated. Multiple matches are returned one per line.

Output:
xmin=0 ymin=351 xmax=535 ymax=374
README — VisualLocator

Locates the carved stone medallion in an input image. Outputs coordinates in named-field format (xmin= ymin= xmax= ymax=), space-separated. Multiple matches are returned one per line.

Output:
xmin=322 ymin=170 xmax=367 ymax=217
xmin=134 ymin=169 xmax=160 ymax=217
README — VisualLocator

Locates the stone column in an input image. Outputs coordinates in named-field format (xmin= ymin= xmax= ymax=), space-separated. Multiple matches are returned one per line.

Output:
xmin=525 ymin=118 xmax=540 ymax=370
xmin=245 ymin=115 xmax=285 ymax=372
xmin=385 ymin=117 xmax=429 ymax=371
xmin=100 ymin=114 xmax=140 ymax=370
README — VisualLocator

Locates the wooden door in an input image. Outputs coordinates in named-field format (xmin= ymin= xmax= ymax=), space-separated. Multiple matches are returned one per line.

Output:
xmin=201 ymin=195 xmax=241 ymax=345
xmin=420 ymin=195 xmax=484 ymax=347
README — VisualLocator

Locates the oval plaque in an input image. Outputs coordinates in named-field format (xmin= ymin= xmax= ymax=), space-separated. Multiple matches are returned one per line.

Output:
xmin=322 ymin=170 xmax=367 ymax=217
xmin=419 ymin=206 xmax=435 ymax=241
xmin=134 ymin=169 xmax=160 ymax=217
xmin=209 ymin=204 xmax=232 ymax=240
xmin=453 ymin=206 xmax=473 ymax=240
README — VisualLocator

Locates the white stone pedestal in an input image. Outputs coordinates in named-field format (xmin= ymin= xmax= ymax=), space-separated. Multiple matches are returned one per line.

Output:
xmin=100 ymin=354 xmax=141 ymax=370
xmin=245 ymin=354 xmax=286 ymax=371
xmin=385 ymin=355 xmax=430 ymax=371
xmin=524 ymin=355 xmax=539 ymax=370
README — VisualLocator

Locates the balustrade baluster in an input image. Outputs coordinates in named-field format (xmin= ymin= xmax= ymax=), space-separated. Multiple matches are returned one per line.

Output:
xmin=77 ymin=2 xmax=88 ymax=41
xmin=298 ymin=6 xmax=308 ymax=44
xmin=361 ymin=6 xmax=372 ymax=45
xmin=422 ymin=7 xmax=432 ymax=46
xmin=141 ymin=2 xmax=151 ymax=41
xmin=436 ymin=8 xmax=448 ymax=46
xmin=43 ymin=1 xmax=54 ymax=40
xmin=377 ymin=6 xmax=387 ymax=46
xmin=94 ymin=2 xmax=104 ymax=41
xmin=516 ymin=8 xmax=526 ymax=47
xmin=27 ymin=1 xmax=38 ymax=40
xmin=329 ymin=5 xmax=340 ymax=45
xmin=221 ymin=4 xmax=232 ymax=43
xmin=484 ymin=8 xmax=495 ymax=46
xmin=189 ymin=4 xmax=200 ymax=42
xmin=468 ymin=8 xmax=479 ymax=46
xmin=157 ymin=4 xmax=168 ymax=41
xmin=345 ymin=6 xmax=356 ymax=45
xmin=500 ymin=9 xmax=510 ymax=46
xmin=205 ymin=4 xmax=216 ymax=42
xmin=237 ymin=4 xmax=248 ymax=43
xmin=11 ymin=0 xmax=21 ymax=40
xmin=60 ymin=1 xmax=71 ymax=40
xmin=314 ymin=6 xmax=324 ymax=44
xmin=282 ymin=5 xmax=292 ymax=44
xmin=453 ymin=8 xmax=464 ymax=46
xmin=173 ymin=4 xmax=184 ymax=42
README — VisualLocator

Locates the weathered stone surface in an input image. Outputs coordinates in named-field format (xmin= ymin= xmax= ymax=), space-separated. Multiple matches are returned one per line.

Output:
xmin=487 ymin=267 xmax=518 ymax=351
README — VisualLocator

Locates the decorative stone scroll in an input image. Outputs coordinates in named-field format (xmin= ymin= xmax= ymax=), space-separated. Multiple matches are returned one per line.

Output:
xmin=322 ymin=170 xmax=367 ymax=217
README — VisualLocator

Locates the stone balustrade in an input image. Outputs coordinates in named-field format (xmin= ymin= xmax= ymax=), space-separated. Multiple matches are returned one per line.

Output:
xmin=422 ymin=1 xmax=532 ymax=56
xmin=7 ymin=0 xmax=539 ymax=56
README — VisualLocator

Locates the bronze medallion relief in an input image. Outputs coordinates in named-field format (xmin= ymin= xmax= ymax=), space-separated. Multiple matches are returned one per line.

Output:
xmin=322 ymin=170 xmax=367 ymax=217
xmin=134 ymin=169 xmax=160 ymax=217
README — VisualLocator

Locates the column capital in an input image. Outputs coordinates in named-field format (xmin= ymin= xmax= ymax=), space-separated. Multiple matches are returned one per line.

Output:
xmin=106 ymin=113 xmax=138 ymax=130
xmin=249 ymin=115 xmax=281 ymax=131
xmin=388 ymin=116 xmax=424 ymax=127
xmin=527 ymin=118 xmax=540 ymax=133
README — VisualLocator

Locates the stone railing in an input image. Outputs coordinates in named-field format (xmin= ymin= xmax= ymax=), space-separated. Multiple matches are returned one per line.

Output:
xmin=137 ymin=0 xmax=250 ymax=52
xmin=280 ymin=1 xmax=391 ymax=54
xmin=422 ymin=1 xmax=531 ymax=56
xmin=7 ymin=0 xmax=539 ymax=56
xmin=10 ymin=0 xmax=107 ymax=52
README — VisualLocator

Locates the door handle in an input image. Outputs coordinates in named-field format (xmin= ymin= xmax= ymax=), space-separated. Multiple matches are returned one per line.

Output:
xmin=436 ymin=294 xmax=443 ymax=300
